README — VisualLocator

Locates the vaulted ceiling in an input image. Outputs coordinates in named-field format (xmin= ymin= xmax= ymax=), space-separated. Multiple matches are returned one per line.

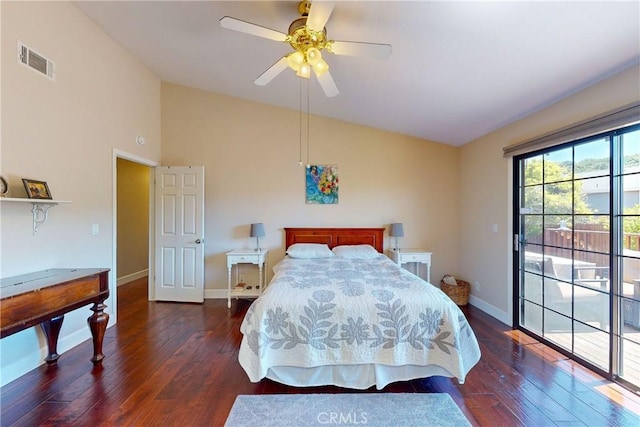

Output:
xmin=74 ymin=1 xmax=640 ymax=146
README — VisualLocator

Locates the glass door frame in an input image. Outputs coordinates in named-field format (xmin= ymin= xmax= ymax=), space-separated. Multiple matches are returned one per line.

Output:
xmin=512 ymin=124 xmax=640 ymax=393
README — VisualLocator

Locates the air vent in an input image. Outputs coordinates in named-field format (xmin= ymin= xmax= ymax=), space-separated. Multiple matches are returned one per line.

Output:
xmin=18 ymin=42 xmax=55 ymax=81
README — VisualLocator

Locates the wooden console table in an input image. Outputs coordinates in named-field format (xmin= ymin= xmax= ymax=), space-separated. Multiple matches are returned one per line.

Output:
xmin=0 ymin=268 xmax=110 ymax=365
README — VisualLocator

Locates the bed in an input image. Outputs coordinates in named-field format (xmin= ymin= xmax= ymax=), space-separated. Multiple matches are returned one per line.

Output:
xmin=238 ymin=227 xmax=481 ymax=390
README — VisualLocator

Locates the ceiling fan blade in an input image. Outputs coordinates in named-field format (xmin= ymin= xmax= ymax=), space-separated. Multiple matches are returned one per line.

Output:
xmin=220 ymin=16 xmax=287 ymax=42
xmin=329 ymin=40 xmax=392 ymax=59
xmin=306 ymin=1 xmax=335 ymax=32
xmin=254 ymin=57 xmax=289 ymax=86
xmin=316 ymin=70 xmax=339 ymax=97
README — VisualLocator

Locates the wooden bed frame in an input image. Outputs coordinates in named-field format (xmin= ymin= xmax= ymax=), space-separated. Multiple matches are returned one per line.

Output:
xmin=284 ymin=227 xmax=385 ymax=253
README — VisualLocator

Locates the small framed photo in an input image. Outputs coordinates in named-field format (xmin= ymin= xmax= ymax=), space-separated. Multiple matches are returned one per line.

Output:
xmin=22 ymin=179 xmax=52 ymax=199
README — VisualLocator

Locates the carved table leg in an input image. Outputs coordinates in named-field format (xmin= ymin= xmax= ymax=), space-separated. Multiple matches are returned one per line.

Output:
xmin=41 ymin=315 xmax=64 ymax=365
xmin=87 ymin=301 xmax=109 ymax=365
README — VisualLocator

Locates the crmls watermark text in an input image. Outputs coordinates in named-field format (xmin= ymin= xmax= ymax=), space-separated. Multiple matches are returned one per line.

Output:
xmin=317 ymin=411 xmax=368 ymax=424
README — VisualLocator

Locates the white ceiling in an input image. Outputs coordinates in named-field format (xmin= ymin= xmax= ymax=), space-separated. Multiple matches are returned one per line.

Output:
xmin=73 ymin=1 xmax=640 ymax=146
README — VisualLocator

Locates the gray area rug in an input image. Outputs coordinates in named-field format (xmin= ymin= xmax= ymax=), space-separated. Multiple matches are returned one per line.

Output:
xmin=224 ymin=393 xmax=471 ymax=427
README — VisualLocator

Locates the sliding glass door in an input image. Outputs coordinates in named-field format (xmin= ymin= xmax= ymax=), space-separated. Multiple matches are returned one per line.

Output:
xmin=618 ymin=129 xmax=640 ymax=387
xmin=515 ymin=125 xmax=639 ymax=391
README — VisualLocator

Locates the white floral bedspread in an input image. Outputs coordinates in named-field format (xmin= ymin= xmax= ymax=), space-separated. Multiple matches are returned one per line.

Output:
xmin=238 ymin=255 xmax=481 ymax=384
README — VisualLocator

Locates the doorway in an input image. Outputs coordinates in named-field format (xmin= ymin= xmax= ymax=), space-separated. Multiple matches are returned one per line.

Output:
xmin=112 ymin=150 xmax=159 ymax=321
xmin=116 ymin=158 xmax=151 ymax=289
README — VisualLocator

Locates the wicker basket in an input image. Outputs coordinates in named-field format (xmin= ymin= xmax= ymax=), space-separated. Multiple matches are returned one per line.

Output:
xmin=440 ymin=278 xmax=470 ymax=306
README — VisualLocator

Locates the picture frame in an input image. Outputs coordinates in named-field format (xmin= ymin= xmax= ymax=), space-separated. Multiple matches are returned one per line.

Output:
xmin=305 ymin=164 xmax=339 ymax=204
xmin=22 ymin=178 xmax=52 ymax=200
xmin=0 ymin=176 xmax=8 ymax=197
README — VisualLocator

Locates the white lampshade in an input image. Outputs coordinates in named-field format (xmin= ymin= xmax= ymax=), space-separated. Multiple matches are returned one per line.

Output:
xmin=312 ymin=58 xmax=329 ymax=76
xmin=306 ymin=47 xmax=322 ymax=66
xmin=286 ymin=51 xmax=304 ymax=71
xmin=296 ymin=62 xmax=311 ymax=79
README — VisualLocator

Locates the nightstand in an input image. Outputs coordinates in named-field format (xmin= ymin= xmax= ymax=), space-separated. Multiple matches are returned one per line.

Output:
xmin=226 ymin=249 xmax=268 ymax=308
xmin=387 ymin=249 xmax=432 ymax=283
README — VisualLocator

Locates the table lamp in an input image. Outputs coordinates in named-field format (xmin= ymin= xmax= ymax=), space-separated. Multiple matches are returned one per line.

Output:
xmin=250 ymin=223 xmax=265 ymax=251
xmin=390 ymin=223 xmax=404 ymax=251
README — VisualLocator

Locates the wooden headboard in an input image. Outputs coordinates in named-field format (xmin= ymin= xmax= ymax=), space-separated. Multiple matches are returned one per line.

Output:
xmin=284 ymin=227 xmax=385 ymax=253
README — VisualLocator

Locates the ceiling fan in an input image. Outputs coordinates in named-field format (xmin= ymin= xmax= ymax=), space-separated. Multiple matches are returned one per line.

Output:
xmin=220 ymin=1 xmax=392 ymax=97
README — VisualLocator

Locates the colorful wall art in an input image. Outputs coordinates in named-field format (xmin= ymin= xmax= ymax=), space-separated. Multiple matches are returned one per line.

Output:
xmin=305 ymin=164 xmax=339 ymax=204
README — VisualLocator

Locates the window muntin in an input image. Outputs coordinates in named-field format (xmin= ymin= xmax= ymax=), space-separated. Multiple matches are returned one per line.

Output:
xmin=516 ymin=124 xmax=640 ymax=392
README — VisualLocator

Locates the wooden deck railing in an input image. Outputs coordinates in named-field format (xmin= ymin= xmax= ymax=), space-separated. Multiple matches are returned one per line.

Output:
xmin=623 ymin=232 xmax=640 ymax=251
xmin=528 ymin=228 xmax=640 ymax=252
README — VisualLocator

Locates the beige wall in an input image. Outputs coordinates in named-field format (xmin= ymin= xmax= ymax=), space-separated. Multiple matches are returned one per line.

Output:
xmin=161 ymin=83 xmax=461 ymax=291
xmin=2 ymin=0 xmax=637 ymax=390
xmin=459 ymin=64 xmax=640 ymax=323
xmin=0 ymin=1 xmax=161 ymax=386
xmin=116 ymin=158 xmax=150 ymax=280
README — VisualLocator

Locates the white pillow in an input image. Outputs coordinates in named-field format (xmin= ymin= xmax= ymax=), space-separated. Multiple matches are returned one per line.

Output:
xmin=331 ymin=244 xmax=379 ymax=259
xmin=286 ymin=243 xmax=334 ymax=259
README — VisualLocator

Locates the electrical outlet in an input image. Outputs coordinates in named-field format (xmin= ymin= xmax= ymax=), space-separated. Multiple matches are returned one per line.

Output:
xmin=474 ymin=281 xmax=480 ymax=291
xmin=239 ymin=275 xmax=245 ymax=284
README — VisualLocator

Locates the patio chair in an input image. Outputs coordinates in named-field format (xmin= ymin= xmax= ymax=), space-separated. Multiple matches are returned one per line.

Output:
xmin=525 ymin=257 xmax=609 ymax=330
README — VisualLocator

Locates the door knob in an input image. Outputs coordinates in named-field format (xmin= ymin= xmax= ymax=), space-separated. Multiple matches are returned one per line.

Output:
xmin=195 ymin=239 xmax=203 ymax=244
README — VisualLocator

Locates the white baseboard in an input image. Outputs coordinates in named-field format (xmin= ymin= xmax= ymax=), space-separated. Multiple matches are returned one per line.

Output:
xmin=469 ymin=295 xmax=512 ymax=326
xmin=205 ymin=288 xmax=228 ymax=300
xmin=117 ymin=269 xmax=148 ymax=287
xmin=0 ymin=324 xmax=104 ymax=388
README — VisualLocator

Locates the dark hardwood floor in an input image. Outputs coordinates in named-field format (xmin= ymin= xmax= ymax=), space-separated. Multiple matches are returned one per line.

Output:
xmin=1 ymin=277 xmax=639 ymax=426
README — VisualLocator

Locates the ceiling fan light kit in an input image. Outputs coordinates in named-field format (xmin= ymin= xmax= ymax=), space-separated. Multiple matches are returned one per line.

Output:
xmin=297 ymin=62 xmax=311 ymax=79
xmin=220 ymin=0 xmax=391 ymax=98
xmin=285 ymin=10 xmax=331 ymax=79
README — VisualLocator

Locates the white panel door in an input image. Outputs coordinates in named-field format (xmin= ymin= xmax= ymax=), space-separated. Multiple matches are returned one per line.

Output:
xmin=154 ymin=166 xmax=204 ymax=302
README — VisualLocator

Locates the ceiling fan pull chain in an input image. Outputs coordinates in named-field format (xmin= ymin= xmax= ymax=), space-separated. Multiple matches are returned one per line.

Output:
xmin=307 ymin=78 xmax=310 ymax=167
xmin=299 ymin=77 xmax=303 ymax=166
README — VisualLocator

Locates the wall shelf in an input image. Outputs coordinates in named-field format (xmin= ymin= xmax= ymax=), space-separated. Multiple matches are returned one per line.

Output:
xmin=0 ymin=197 xmax=71 ymax=234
